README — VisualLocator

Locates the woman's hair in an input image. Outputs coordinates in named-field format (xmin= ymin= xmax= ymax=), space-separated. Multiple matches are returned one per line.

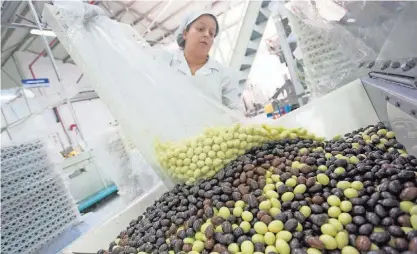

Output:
xmin=176 ymin=12 xmax=219 ymax=48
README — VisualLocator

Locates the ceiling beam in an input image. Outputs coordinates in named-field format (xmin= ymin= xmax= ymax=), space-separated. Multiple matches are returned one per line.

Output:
xmin=131 ymin=1 xmax=163 ymax=26
xmin=1 ymin=2 xmax=21 ymax=24
xmin=15 ymin=13 xmax=37 ymax=25
xmin=1 ymin=3 xmax=29 ymax=49
xmin=1 ymin=22 xmax=42 ymax=30
xmin=128 ymin=8 xmax=170 ymax=32
xmin=1 ymin=31 xmax=34 ymax=67
xmin=145 ymin=2 xmax=189 ymax=34
xmin=113 ymin=0 xmax=138 ymax=20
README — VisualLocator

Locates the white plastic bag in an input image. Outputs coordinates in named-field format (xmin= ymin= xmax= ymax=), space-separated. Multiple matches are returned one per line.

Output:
xmin=44 ymin=1 xmax=241 ymax=187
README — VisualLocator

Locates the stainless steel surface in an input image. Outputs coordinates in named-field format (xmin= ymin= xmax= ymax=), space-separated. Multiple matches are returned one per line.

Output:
xmin=362 ymin=76 xmax=417 ymax=157
xmin=359 ymin=58 xmax=417 ymax=82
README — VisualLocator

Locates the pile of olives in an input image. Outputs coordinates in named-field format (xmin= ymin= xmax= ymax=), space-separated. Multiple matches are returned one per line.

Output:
xmin=99 ymin=123 xmax=417 ymax=254
xmin=156 ymin=124 xmax=322 ymax=184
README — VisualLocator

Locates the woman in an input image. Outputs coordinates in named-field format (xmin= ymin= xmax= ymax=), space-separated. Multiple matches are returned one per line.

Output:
xmin=153 ymin=11 xmax=242 ymax=111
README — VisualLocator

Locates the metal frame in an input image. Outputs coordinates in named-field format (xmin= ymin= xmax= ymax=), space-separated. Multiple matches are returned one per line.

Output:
xmin=272 ymin=11 xmax=305 ymax=106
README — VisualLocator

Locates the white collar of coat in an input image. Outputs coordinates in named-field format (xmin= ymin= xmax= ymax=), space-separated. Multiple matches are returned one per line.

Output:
xmin=173 ymin=49 xmax=222 ymax=75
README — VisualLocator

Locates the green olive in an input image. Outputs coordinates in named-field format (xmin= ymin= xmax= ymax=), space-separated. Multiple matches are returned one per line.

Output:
xmin=241 ymin=240 xmax=254 ymax=254
xmin=228 ymin=243 xmax=240 ymax=254
xmin=319 ymin=235 xmax=338 ymax=250
xmin=351 ymin=181 xmax=364 ymax=190
xmin=307 ymin=248 xmax=322 ymax=254
xmin=265 ymin=246 xmax=277 ymax=254
xmin=317 ymin=174 xmax=329 ymax=185
xmin=281 ymin=192 xmax=295 ymax=202
xmin=344 ymin=188 xmax=358 ymax=198
xmin=268 ymin=220 xmax=284 ymax=233
xmin=327 ymin=195 xmax=341 ymax=206
xmin=335 ymin=231 xmax=348 ymax=249
xmin=328 ymin=218 xmax=343 ymax=232
xmin=240 ymin=221 xmax=251 ymax=233
xmin=328 ymin=206 xmax=341 ymax=218
xmin=251 ymin=234 xmax=264 ymax=243
xmin=300 ymin=206 xmax=312 ymax=218
xmin=218 ymin=207 xmax=230 ymax=219
xmin=336 ymin=181 xmax=351 ymax=190
xmin=321 ymin=224 xmax=337 ymax=237
xmin=334 ymin=167 xmax=345 ymax=175
xmin=233 ymin=207 xmax=243 ymax=217
xmin=235 ymin=200 xmax=245 ymax=208
xmin=264 ymin=232 xmax=275 ymax=246
xmin=192 ymin=240 xmax=204 ymax=252
xmin=270 ymin=198 xmax=281 ymax=208
xmin=293 ymin=184 xmax=307 ymax=194
xmin=242 ymin=211 xmax=253 ymax=222
xmin=254 ymin=222 xmax=268 ymax=235
xmin=410 ymin=205 xmax=417 ymax=215
xmin=275 ymin=239 xmax=290 ymax=254
xmin=318 ymin=165 xmax=328 ymax=171
xmin=386 ymin=131 xmax=395 ymax=138
xmin=400 ymin=201 xmax=414 ymax=213
xmin=338 ymin=213 xmax=352 ymax=225
xmin=259 ymin=200 xmax=272 ymax=211
xmin=285 ymin=178 xmax=297 ymax=187
xmin=276 ymin=231 xmax=292 ymax=242
xmin=339 ymin=201 xmax=352 ymax=212
xmin=349 ymin=156 xmax=359 ymax=164
xmin=341 ymin=246 xmax=359 ymax=254
xmin=411 ymin=214 xmax=417 ymax=230
xmin=265 ymin=190 xmax=279 ymax=199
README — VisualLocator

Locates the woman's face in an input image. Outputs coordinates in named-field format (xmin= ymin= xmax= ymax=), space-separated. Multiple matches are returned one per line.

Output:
xmin=183 ymin=15 xmax=217 ymax=57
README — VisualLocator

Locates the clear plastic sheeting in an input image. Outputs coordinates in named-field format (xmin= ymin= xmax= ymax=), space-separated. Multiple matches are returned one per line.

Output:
xmin=1 ymin=138 xmax=80 ymax=254
xmin=88 ymin=127 xmax=161 ymax=203
xmin=44 ymin=1 xmax=241 ymax=187
xmin=269 ymin=1 xmax=378 ymax=99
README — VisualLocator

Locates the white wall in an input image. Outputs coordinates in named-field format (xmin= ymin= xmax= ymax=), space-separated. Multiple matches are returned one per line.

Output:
xmin=1 ymin=51 xmax=115 ymax=150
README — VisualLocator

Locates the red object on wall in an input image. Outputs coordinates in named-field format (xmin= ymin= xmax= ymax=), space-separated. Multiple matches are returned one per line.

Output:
xmin=69 ymin=124 xmax=78 ymax=131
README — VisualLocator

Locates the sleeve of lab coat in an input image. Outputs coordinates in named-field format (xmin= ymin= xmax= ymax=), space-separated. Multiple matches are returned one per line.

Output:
xmin=221 ymin=69 xmax=243 ymax=112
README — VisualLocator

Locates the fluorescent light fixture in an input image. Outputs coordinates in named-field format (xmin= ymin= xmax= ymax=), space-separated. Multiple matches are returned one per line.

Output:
xmin=30 ymin=29 xmax=56 ymax=37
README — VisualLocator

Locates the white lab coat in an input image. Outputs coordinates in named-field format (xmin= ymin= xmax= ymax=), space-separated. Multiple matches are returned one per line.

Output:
xmin=152 ymin=49 xmax=242 ymax=111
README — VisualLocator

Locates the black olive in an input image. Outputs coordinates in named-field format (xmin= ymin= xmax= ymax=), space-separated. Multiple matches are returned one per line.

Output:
xmin=358 ymin=224 xmax=373 ymax=235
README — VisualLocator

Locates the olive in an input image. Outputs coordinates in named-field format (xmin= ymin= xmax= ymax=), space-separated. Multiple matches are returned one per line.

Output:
xmin=369 ymin=232 xmax=390 ymax=244
xmin=358 ymin=224 xmax=373 ymax=235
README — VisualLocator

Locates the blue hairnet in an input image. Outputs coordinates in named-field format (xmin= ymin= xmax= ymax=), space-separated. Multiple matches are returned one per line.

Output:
xmin=175 ymin=11 xmax=219 ymax=48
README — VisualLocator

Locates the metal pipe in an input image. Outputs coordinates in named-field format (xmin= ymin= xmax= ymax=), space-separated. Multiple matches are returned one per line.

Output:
xmin=1 ymin=22 xmax=43 ymax=30
xmin=15 ymin=13 xmax=37 ymax=25
xmin=27 ymin=0 xmax=77 ymax=147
